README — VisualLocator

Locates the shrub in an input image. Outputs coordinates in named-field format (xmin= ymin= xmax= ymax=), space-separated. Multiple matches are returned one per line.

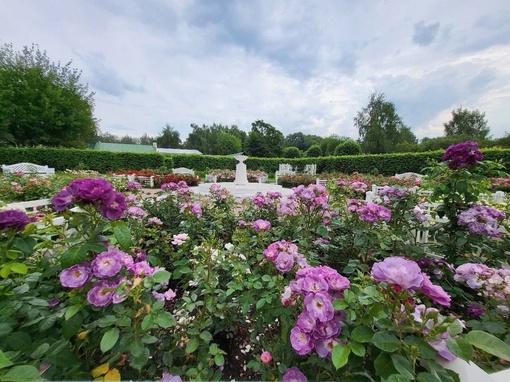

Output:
xmin=305 ymin=145 xmax=322 ymax=158
xmin=283 ymin=146 xmax=302 ymax=158
xmin=334 ymin=140 xmax=362 ymax=156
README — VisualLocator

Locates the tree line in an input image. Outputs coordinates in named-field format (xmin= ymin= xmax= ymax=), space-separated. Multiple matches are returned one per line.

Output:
xmin=1 ymin=43 xmax=509 ymax=158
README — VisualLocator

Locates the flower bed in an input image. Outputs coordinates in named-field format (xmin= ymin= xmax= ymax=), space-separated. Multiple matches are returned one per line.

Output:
xmin=1 ymin=142 xmax=510 ymax=381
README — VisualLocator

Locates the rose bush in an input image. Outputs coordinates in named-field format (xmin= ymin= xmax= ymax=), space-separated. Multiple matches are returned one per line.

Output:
xmin=1 ymin=142 xmax=510 ymax=381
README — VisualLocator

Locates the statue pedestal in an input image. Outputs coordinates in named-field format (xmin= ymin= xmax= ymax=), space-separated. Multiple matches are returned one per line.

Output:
xmin=234 ymin=155 xmax=248 ymax=185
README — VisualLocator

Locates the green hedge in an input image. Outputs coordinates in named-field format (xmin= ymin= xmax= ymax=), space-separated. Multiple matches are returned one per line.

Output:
xmin=0 ymin=147 xmax=169 ymax=173
xmin=1 ymin=147 xmax=508 ymax=175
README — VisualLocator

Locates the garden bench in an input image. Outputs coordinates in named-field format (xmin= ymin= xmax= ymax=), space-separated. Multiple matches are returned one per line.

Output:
xmin=316 ymin=178 xmax=328 ymax=186
xmin=205 ymin=174 xmax=218 ymax=183
xmin=303 ymin=164 xmax=317 ymax=175
xmin=4 ymin=199 xmax=52 ymax=214
xmin=172 ymin=167 xmax=195 ymax=176
xmin=2 ymin=162 xmax=55 ymax=177
xmin=275 ymin=163 xmax=295 ymax=184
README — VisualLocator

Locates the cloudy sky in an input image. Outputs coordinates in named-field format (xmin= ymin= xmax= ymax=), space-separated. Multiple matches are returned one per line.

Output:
xmin=1 ymin=0 xmax=509 ymax=142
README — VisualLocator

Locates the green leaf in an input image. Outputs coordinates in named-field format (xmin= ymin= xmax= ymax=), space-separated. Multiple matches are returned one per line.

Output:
xmin=209 ymin=343 xmax=219 ymax=356
xmin=447 ymin=320 xmax=463 ymax=336
xmin=60 ymin=245 xmax=88 ymax=268
xmin=9 ymin=263 xmax=27 ymax=275
xmin=351 ymin=325 xmax=374 ymax=343
xmin=97 ymin=315 xmax=118 ymax=328
xmin=404 ymin=336 xmax=438 ymax=360
xmin=0 ymin=365 xmax=41 ymax=381
xmin=151 ymin=270 xmax=171 ymax=284
xmin=333 ymin=300 xmax=348 ymax=310
xmin=186 ymin=337 xmax=199 ymax=354
xmin=348 ymin=341 xmax=366 ymax=357
xmin=372 ymin=332 xmax=401 ymax=352
xmin=446 ymin=337 xmax=473 ymax=362
xmin=100 ymin=328 xmax=120 ymax=353
xmin=141 ymin=315 xmax=154 ymax=332
xmin=332 ymin=344 xmax=350 ymax=370
xmin=456 ymin=180 xmax=468 ymax=193
xmin=417 ymin=372 xmax=442 ymax=382
xmin=0 ymin=350 xmax=14 ymax=369
xmin=214 ymin=354 xmax=225 ymax=366
xmin=390 ymin=354 xmax=414 ymax=380
xmin=466 ymin=330 xmax=510 ymax=361
xmin=130 ymin=339 xmax=145 ymax=357
xmin=65 ymin=304 xmax=82 ymax=321
xmin=374 ymin=352 xmax=398 ymax=379
xmin=199 ymin=331 xmax=213 ymax=342
xmin=30 ymin=343 xmax=50 ymax=360
xmin=62 ymin=313 xmax=83 ymax=340
xmin=114 ymin=225 xmax=132 ymax=252
xmin=156 ymin=312 xmax=175 ymax=329
xmin=386 ymin=375 xmax=412 ymax=382
xmin=13 ymin=237 xmax=36 ymax=255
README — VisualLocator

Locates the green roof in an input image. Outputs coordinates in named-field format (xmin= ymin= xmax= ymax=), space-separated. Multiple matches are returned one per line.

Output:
xmin=93 ymin=142 xmax=156 ymax=153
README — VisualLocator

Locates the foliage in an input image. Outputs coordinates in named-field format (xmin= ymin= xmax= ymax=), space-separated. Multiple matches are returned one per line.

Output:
xmin=0 ymin=174 xmax=56 ymax=201
xmin=334 ymin=140 xmax=362 ymax=156
xmin=444 ymin=107 xmax=491 ymax=139
xmin=355 ymin=91 xmax=416 ymax=154
xmin=244 ymin=120 xmax=284 ymax=158
xmin=305 ymin=145 xmax=322 ymax=158
xmin=0 ymin=43 xmax=97 ymax=148
xmin=156 ymin=124 xmax=181 ymax=148
xmin=284 ymin=132 xmax=322 ymax=152
xmin=1 ymin=149 xmax=510 ymax=380
xmin=283 ymin=146 xmax=302 ymax=158
xmin=183 ymin=123 xmax=246 ymax=155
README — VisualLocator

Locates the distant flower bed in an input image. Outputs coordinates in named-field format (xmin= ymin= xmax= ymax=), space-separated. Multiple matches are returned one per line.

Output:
xmin=208 ymin=169 xmax=268 ymax=182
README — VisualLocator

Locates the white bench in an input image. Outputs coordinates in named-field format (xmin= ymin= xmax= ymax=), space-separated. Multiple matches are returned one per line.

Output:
xmin=4 ymin=199 xmax=52 ymax=214
xmin=2 ymin=162 xmax=55 ymax=176
xmin=275 ymin=164 xmax=295 ymax=184
xmin=172 ymin=167 xmax=195 ymax=176
xmin=303 ymin=164 xmax=317 ymax=175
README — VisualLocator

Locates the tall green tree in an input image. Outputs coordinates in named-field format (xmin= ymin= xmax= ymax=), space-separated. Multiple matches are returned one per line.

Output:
xmin=355 ymin=92 xmax=416 ymax=154
xmin=139 ymin=133 xmax=156 ymax=146
xmin=216 ymin=132 xmax=242 ymax=155
xmin=183 ymin=123 xmax=246 ymax=154
xmin=0 ymin=43 xmax=98 ymax=147
xmin=156 ymin=124 xmax=181 ymax=148
xmin=443 ymin=107 xmax=490 ymax=139
xmin=244 ymin=120 xmax=284 ymax=158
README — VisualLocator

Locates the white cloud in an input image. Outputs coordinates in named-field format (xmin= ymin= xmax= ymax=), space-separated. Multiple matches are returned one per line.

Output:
xmin=0 ymin=0 xmax=509 ymax=142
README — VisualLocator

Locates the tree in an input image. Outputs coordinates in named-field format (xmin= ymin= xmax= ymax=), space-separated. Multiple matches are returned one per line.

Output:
xmin=216 ymin=132 xmax=241 ymax=155
xmin=157 ymin=124 xmax=181 ymax=148
xmin=355 ymin=92 xmax=416 ymax=154
xmin=305 ymin=145 xmax=322 ymax=158
xmin=120 ymin=135 xmax=137 ymax=144
xmin=139 ymin=133 xmax=156 ymax=146
xmin=334 ymin=139 xmax=362 ymax=156
xmin=183 ymin=123 xmax=246 ymax=154
xmin=95 ymin=131 xmax=121 ymax=143
xmin=283 ymin=146 xmax=301 ymax=158
xmin=0 ymin=43 xmax=98 ymax=147
xmin=244 ymin=120 xmax=284 ymax=158
xmin=443 ymin=107 xmax=490 ymax=139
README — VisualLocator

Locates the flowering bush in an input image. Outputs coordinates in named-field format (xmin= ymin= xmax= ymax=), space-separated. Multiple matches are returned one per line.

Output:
xmin=2 ymin=143 xmax=510 ymax=381
xmin=0 ymin=174 xmax=56 ymax=201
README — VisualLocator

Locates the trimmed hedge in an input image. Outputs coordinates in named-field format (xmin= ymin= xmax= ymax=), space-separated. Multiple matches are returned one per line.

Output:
xmin=1 ymin=147 xmax=508 ymax=176
xmin=0 ymin=147 xmax=169 ymax=173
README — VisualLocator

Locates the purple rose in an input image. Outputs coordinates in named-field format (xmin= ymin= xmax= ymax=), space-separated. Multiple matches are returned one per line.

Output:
xmin=282 ymin=366 xmax=307 ymax=382
xmin=161 ymin=373 xmax=182 ymax=382
xmin=304 ymin=292 xmax=334 ymax=323
xmin=77 ymin=178 xmax=114 ymax=202
xmin=87 ymin=280 xmax=115 ymax=307
xmin=421 ymin=274 xmax=451 ymax=306
xmin=442 ymin=141 xmax=484 ymax=170
xmin=290 ymin=327 xmax=314 ymax=355
xmin=253 ymin=219 xmax=271 ymax=231
xmin=371 ymin=257 xmax=424 ymax=291
xmin=60 ymin=263 xmax=92 ymax=288
xmin=0 ymin=209 xmax=36 ymax=231
xmin=91 ymin=250 xmax=124 ymax=278
xmin=275 ymin=252 xmax=295 ymax=272
xmin=467 ymin=304 xmax=485 ymax=318
xmin=98 ymin=191 xmax=128 ymax=220
xmin=51 ymin=189 xmax=75 ymax=212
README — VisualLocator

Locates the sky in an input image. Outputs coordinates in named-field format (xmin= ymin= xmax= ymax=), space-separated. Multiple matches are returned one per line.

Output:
xmin=1 ymin=0 xmax=509 ymax=143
